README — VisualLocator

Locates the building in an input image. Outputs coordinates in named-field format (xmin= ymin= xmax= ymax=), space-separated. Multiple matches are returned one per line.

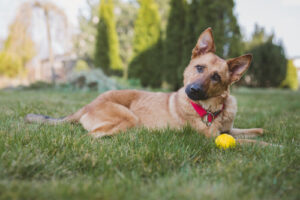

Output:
xmin=27 ymin=53 xmax=77 ymax=83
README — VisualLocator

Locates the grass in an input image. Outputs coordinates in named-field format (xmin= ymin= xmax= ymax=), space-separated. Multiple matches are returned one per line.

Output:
xmin=0 ymin=88 xmax=299 ymax=200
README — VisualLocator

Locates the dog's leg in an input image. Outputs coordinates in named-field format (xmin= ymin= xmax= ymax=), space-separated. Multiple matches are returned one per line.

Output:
xmin=236 ymin=139 xmax=269 ymax=146
xmin=80 ymin=102 xmax=139 ymax=138
xmin=230 ymin=128 xmax=264 ymax=138
xmin=230 ymin=129 xmax=282 ymax=147
xmin=236 ymin=139 xmax=282 ymax=147
xmin=88 ymin=120 xmax=137 ymax=138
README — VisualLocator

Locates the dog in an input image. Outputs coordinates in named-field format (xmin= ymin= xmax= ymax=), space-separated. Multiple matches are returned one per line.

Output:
xmin=26 ymin=28 xmax=268 ymax=146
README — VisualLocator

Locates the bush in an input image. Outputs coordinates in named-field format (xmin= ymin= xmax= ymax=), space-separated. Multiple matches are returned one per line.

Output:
xmin=67 ymin=69 xmax=123 ymax=92
xmin=25 ymin=81 xmax=54 ymax=90
xmin=129 ymin=40 xmax=164 ymax=88
xmin=247 ymin=40 xmax=287 ymax=87
xmin=75 ymin=59 xmax=89 ymax=72
xmin=113 ymin=77 xmax=142 ymax=89
xmin=0 ymin=51 xmax=23 ymax=77
xmin=281 ymin=60 xmax=299 ymax=90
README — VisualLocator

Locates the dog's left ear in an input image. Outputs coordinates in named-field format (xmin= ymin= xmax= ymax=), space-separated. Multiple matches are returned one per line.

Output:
xmin=192 ymin=27 xmax=216 ymax=58
xmin=227 ymin=54 xmax=252 ymax=84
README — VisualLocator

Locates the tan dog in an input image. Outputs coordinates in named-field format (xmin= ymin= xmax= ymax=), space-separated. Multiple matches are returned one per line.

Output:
xmin=26 ymin=28 xmax=266 ymax=145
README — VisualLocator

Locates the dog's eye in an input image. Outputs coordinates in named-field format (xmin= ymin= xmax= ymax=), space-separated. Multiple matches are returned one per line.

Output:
xmin=211 ymin=73 xmax=221 ymax=82
xmin=195 ymin=65 xmax=205 ymax=73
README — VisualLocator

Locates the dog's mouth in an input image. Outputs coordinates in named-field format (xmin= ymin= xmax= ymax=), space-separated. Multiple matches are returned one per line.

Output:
xmin=185 ymin=84 xmax=208 ymax=101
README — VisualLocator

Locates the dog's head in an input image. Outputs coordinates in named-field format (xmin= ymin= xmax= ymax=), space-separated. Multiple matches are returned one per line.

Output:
xmin=184 ymin=28 xmax=252 ymax=101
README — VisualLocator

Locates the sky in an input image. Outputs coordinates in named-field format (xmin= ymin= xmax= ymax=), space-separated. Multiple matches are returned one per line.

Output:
xmin=0 ymin=0 xmax=299 ymax=58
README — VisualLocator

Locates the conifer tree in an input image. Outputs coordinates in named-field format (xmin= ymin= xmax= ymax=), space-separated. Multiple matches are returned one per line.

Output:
xmin=95 ymin=0 xmax=122 ymax=74
xmin=180 ymin=0 xmax=202 ymax=76
xmin=128 ymin=0 xmax=162 ymax=87
xmin=163 ymin=0 xmax=187 ymax=89
xmin=248 ymin=39 xmax=287 ymax=87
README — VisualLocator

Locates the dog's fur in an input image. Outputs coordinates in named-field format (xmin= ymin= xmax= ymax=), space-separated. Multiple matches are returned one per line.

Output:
xmin=26 ymin=28 xmax=266 ymax=145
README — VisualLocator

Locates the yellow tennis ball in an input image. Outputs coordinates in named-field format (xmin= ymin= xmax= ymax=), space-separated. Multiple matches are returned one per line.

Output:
xmin=215 ymin=134 xmax=236 ymax=150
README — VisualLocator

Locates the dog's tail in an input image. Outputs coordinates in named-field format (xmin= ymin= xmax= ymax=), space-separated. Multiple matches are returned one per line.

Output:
xmin=25 ymin=107 xmax=86 ymax=125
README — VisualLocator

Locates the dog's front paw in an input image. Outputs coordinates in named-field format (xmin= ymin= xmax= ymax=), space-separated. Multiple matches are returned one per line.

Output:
xmin=255 ymin=128 xmax=264 ymax=135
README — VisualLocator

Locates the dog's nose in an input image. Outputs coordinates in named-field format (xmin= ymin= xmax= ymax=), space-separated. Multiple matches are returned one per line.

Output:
xmin=190 ymin=84 xmax=201 ymax=93
xmin=185 ymin=83 xmax=207 ymax=100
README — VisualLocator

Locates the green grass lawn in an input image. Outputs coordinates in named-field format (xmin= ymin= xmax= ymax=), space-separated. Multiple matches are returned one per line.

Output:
xmin=0 ymin=88 xmax=299 ymax=200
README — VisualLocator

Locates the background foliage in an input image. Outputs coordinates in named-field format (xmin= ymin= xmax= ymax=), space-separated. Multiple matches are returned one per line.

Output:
xmin=163 ymin=0 xmax=187 ymax=89
xmin=128 ymin=0 xmax=162 ymax=87
xmin=72 ymin=0 xmax=296 ymax=90
xmin=247 ymin=40 xmax=286 ymax=87
xmin=0 ymin=0 xmax=297 ymax=91
xmin=94 ymin=0 xmax=123 ymax=74
xmin=0 ymin=52 xmax=23 ymax=77
xmin=0 ymin=2 xmax=35 ymax=77
xmin=128 ymin=0 xmax=244 ymax=89
xmin=281 ymin=60 xmax=299 ymax=91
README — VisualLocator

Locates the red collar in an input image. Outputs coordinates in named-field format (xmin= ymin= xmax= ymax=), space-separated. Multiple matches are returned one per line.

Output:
xmin=190 ymin=101 xmax=225 ymax=126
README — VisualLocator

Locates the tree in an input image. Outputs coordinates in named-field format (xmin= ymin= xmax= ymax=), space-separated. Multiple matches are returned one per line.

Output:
xmin=73 ymin=0 xmax=99 ymax=64
xmin=74 ymin=0 xmax=137 ymax=75
xmin=4 ymin=11 xmax=35 ymax=65
xmin=163 ymin=0 xmax=186 ymax=89
xmin=245 ymin=24 xmax=269 ymax=50
xmin=247 ymin=39 xmax=287 ymax=87
xmin=33 ymin=1 xmax=68 ymax=83
xmin=281 ymin=60 xmax=298 ymax=91
xmin=128 ymin=0 xmax=162 ymax=87
xmin=129 ymin=38 xmax=164 ymax=87
xmin=0 ymin=1 xmax=69 ymax=79
xmin=244 ymin=24 xmax=287 ymax=88
xmin=181 ymin=0 xmax=202 ymax=76
xmin=0 ymin=2 xmax=35 ymax=78
xmin=114 ymin=0 xmax=138 ymax=79
xmin=154 ymin=0 xmax=170 ymax=30
xmin=95 ymin=0 xmax=122 ymax=74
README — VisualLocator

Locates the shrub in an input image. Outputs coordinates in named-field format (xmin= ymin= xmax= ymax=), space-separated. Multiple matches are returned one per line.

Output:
xmin=281 ymin=60 xmax=299 ymax=90
xmin=25 ymin=81 xmax=54 ymax=90
xmin=129 ymin=40 xmax=164 ymax=88
xmin=247 ymin=40 xmax=287 ymax=87
xmin=75 ymin=59 xmax=89 ymax=72
xmin=67 ymin=69 xmax=122 ymax=92
xmin=0 ymin=51 xmax=23 ymax=77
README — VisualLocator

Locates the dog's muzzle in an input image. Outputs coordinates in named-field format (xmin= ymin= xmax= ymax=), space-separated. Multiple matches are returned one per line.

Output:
xmin=185 ymin=83 xmax=208 ymax=100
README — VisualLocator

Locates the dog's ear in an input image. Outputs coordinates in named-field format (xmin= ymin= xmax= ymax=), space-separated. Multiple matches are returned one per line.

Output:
xmin=227 ymin=54 xmax=252 ymax=84
xmin=192 ymin=27 xmax=216 ymax=58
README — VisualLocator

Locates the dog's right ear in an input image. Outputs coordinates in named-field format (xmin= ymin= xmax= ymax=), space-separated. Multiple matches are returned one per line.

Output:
xmin=192 ymin=27 xmax=216 ymax=58
xmin=227 ymin=54 xmax=252 ymax=84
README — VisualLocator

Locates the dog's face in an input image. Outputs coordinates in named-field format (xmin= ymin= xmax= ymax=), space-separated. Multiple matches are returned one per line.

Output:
xmin=184 ymin=28 xmax=252 ymax=101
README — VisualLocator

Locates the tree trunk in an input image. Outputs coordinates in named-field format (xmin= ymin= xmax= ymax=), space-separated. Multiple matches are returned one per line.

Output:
xmin=44 ymin=9 xmax=55 ymax=84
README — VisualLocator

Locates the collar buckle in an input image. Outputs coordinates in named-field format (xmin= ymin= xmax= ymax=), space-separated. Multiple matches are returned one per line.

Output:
xmin=201 ymin=112 xmax=214 ymax=127
xmin=190 ymin=101 xmax=224 ymax=127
